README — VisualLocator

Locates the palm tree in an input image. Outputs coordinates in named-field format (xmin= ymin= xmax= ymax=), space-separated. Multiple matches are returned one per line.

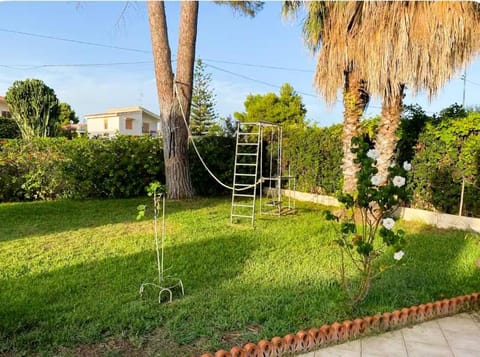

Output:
xmin=283 ymin=1 xmax=370 ymax=194
xmin=312 ymin=1 xmax=480 ymax=183
xmin=148 ymin=1 xmax=263 ymax=199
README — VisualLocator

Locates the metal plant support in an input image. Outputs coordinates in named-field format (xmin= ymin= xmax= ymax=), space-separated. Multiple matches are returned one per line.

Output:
xmin=139 ymin=190 xmax=184 ymax=303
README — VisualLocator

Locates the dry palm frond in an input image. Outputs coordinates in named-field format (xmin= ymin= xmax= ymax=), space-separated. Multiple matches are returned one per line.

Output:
xmin=282 ymin=1 xmax=330 ymax=52
xmin=314 ymin=1 xmax=480 ymax=105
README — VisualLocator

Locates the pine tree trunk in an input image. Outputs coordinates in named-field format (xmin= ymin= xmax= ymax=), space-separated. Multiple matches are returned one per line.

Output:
xmin=148 ymin=1 xmax=197 ymax=199
xmin=342 ymin=70 xmax=369 ymax=194
xmin=375 ymin=84 xmax=405 ymax=184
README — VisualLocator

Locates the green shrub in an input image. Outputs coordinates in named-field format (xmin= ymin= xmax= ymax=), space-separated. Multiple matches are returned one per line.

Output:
xmin=0 ymin=138 xmax=66 ymax=200
xmin=283 ymin=124 xmax=343 ymax=194
xmin=0 ymin=117 xmax=20 ymax=139
xmin=189 ymin=135 xmax=235 ymax=196
xmin=411 ymin=112 xmax=480 ymax=215
xmin=0 ymin=135 xmax=236 ymax=202
xmin=62 ymin=136 xmax=164 ymax=199
xmin=0 ymin=136 xmax=165 ymax=201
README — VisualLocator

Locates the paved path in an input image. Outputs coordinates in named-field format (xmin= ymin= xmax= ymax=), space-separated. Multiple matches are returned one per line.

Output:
xmin=298 ymin=311 xmax=480 ymax=357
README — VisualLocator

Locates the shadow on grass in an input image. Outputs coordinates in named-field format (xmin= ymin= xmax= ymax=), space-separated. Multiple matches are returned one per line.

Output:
xmin=0 ymin=218 xmax=478 ymax=356
xmin=0 ymin=197 xmax=228 ymax=242
xmin=357 ymin=225 xmax=480 ymax=316
xmin=0 ymin=232 xmax=253 ymax=354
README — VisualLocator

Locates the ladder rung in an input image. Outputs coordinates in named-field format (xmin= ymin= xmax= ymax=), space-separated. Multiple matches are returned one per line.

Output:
xmin=237 ymin=153 xmax=257 ymax=156
xmin=231 ymin=214 xmax=254 ymax=218
xmin=234 ymin=193 xmax=255 ymax=198
xmin=235 ymin=163 xmax=256 ymax=166
xmin=235 ymin=173 xmax=256 ymax=177
xmin=233 ymin=204 xmax=254 ymax=208
xmin=237 ymin=143 xmax=259 ymax=146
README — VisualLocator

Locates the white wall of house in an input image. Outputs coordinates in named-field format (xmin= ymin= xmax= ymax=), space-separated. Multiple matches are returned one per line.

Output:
xmin=0 ymin=97 xmax=11 ymax=117
xmin=85 ymin=107 xmax=160 ymax=138
xmin=117 ymin=111 xmax=143 ymax=135
xmin=86 ymin=114 xmax=119 ymax=137
xmin=141 ymin=112 xmax=160 ymax=135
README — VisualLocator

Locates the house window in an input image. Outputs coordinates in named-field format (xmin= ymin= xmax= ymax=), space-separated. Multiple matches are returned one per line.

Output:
xmin=1 ymin=111 xmax=11 ymax=118
xmin=104 ymin=119 xmax=108 ymax=130
xmin=142 ymin=123 xmax=150 ymax=134
xmin=125 ymin=118 xmax=133 ymax=130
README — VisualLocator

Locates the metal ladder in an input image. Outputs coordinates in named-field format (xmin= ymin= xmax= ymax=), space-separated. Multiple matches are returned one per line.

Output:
xmin=230 ymin=122 xmax=261 ymax=226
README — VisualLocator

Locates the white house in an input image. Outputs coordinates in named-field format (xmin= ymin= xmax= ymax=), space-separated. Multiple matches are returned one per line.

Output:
xmin=85 ymin=106 xmax=160 ymax=138
xmin=0 ymin=96 xmax=11 ymax=118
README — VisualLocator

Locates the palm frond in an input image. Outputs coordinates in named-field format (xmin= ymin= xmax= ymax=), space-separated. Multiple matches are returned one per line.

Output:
xmin=313 ymin=1 xmax=480 ymax=104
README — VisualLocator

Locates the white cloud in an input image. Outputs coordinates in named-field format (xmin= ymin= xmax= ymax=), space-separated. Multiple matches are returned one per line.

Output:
xmin=0 ymin=67 xmax=161 ymax=122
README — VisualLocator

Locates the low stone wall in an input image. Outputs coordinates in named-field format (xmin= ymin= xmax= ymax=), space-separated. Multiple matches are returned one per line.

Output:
xmin=282 ymin=189 xmax=341 ymax=208
xmin=395 ymin=207 xmax=480 ymax=233
xmin=282 ymin=189 xmax=480 ymax=233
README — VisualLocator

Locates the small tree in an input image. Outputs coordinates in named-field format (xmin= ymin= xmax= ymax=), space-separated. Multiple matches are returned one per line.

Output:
xmin=324 ymin=136 xmax=410 ymax=306
xmin=58 ymin=102 xmax=79 ymax=126
xmin=234 ymin=83 xmax=306 ymax=125
xmin=5 ymin=79 xmax=59 ymax=140
xmin=190 ymin=59 xmax=218 ymax=136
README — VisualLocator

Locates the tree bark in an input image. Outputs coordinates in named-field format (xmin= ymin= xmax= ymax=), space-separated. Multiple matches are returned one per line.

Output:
xmin=342 ymin=70 xmax=369 ymax=194
xmin=148 ymin=1 xmax=196 ymax=199
xmin=375 ymin=83 xmax=405 ymax=184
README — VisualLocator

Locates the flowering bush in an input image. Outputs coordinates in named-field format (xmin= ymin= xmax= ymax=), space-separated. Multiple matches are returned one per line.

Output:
xmin=324 ymin=136 xmax=410 ymax=305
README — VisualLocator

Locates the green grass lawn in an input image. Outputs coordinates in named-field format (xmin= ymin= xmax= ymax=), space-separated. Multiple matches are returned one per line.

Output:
xmin=0 ymin=197 xmax=479 ymax=356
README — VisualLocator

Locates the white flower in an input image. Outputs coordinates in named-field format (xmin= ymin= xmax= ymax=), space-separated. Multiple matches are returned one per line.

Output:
xmin=382 ymin=217 xmax=395 ymax=230
xmin=389 ymin=161 xmax=396 ymax=168
xmin=403 ymin=161 xmax=412 ymax=171
xmin=393 ymin=250 xmax=405 ymax=261
xmin=367 ymin=149 xmax=378 ymax=160
xmin=371 ymin=175 xmax=382 ymax=186
xmin=392 ymin=176 xmax=406 ymax=187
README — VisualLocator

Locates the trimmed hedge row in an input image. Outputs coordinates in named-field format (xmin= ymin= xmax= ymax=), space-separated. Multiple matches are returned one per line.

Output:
xmin=283 ymin=124 xmax=343 ymax=194
xmin=281 ymin=110 xmax=480 ymax=217
xmin=0 ymin=135 xmax=235 ymax=201
xmin=1 ymin=110 xmax=479 ymax=216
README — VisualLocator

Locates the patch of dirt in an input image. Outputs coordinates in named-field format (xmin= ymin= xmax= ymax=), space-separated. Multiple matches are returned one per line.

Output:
xmin=54 ymin=328 xmax=205 ymax=357
xmin=56 ymin=338 xmax=141 ymax=357
xmin=141 ymin=328 xmax=204 ymax=357
xmin=217 ymin=325 xmax=261 ymax=351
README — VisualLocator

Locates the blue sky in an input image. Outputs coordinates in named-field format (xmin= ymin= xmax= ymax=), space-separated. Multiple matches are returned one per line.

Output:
xmin=0 ymin=1 xmax=478 ymax=127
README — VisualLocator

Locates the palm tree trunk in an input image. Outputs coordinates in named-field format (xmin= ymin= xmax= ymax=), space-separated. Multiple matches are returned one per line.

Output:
xmin=148 ymin=1 xmax=196 ymax=199
xmin=342 ymin=70 xmax=369 ymax=194
xmin=375 ymin=83 xmax=405 ymax=184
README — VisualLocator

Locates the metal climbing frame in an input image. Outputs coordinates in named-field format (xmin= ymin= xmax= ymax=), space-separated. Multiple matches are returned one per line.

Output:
xmin=230 ymin=122 xmax=261 ymax=226
xmin=258 ymin=124 xmax=296 ymax=216
xmin=230 ymin=121 xmax=296 ymax=226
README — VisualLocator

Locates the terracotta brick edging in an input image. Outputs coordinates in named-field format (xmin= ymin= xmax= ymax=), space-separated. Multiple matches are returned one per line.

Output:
xmin=200 ymin=293 xmax=480 ymax=357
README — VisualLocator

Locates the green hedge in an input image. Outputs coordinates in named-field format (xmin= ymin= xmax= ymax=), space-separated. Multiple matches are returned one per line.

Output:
xmin=281 ymin=109 xmax=480 ymax=217
xmin=410 ymin=112 xmax=480 ymax=216
xmin=0 ymin=136 xmax=237 ymax=202
xmin=189 ymin=136 xmax=235 ymax=196
xmin=283 ymin=124 xmax=343 ymax=194
xmin=0 ymin=117 xmax=20 ymax=139
xmin=0 ymin=136 xmax=164 ymax=201
xmin=2 ymin=111 xmax=479 ymax=217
